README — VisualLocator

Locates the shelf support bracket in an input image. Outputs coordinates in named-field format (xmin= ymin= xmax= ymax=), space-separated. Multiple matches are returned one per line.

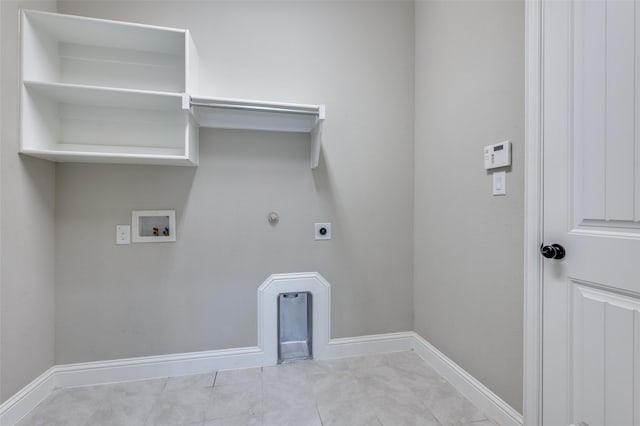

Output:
xmin=310 ymin=105 xmax=326 ymax=169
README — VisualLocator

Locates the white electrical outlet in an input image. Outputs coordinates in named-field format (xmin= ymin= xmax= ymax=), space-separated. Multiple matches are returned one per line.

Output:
xmin=315 ymin=223 xmax=331 ymax=240
xmin=116 ymin=225 xmax=131 ymax=245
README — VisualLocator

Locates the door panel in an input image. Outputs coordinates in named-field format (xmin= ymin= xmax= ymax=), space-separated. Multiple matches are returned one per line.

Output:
xmin=604 ymin=0 xmax=635 ymax=221
xmin=572 ymin=284 xmax=640 ymax=425
xmin=543 ymin=0 xmax=640 ymax=424
xmin=574 ymin=0 xmax=606 ymax=222
xmin=574 ymin=0 xmax=637 ymax=226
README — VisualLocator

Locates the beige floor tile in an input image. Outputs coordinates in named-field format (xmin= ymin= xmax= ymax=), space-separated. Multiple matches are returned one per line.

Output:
xmin=346 ymin=353 xmax=390 ymax=370
xmin=392 ymin=361 xmax=449 ymax=392
xmin=17 ymin=388 xmax=101 ymax=426
xmin=263 ymin=402 xmax=321 ymax=426
xmin=206 ymin=382 xmax=262 ymax=420
xmin=85 ymin=397 xmax=156 ymax=426
xmin=317 ymin=398 xmax=382 ymax=426
xmin=214 ymin=367 xmax=262 ymax=386
xmin=385 ymin=349 xmax=423 ymax=365
xmin=262 ymin=378 xmax=315 ymax=412
xmin=308 ymin=371 xmax=366 ymax=405
xmin=368 ymin=394 xmax=440 ymax=426
xmin=103 ymin=378 xmax=167 ymax=398
xmin=262 ymin=362 xmax=309 ymax=385
xmin=145 ymin=397 xmax=208 ymax=426
xmin=456 ymin=420 xmax=498 ymax=426
xmin=424 ymin=392 xmax=488 ymax=426
xmin=353 ymin=365 xmax=420 ymax=400
xmin=165 ymin=372 xmax=216 ymax=391
xmin=203 ymin=414 xmax=262 ymax=425
xmin=302 ymin=358 xmax=351 ymax=375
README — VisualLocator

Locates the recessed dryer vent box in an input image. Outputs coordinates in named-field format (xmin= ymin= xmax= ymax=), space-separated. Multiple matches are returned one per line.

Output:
xmin=132 ymin=210 xmax=176 ymax=243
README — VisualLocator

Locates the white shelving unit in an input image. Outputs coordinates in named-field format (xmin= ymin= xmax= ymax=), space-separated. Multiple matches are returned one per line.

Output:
xmin=20 ymin=9 xmax=198 ymax=166
xmin=19 ymin=10 xmax=324 ymax=169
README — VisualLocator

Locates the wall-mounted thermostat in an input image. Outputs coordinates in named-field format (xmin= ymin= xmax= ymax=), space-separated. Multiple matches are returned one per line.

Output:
xmin=484 ymin=141 xmax=511 ymax=170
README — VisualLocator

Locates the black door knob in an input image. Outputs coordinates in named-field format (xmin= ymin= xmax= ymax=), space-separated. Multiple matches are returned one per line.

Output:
xmin=540 ymin=243 xmax=566 ymax=260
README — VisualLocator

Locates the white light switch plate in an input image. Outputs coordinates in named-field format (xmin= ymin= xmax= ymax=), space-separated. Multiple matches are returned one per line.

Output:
xmin=493 ymin=171 xmax=506 ymax=196
xmin=116 ymin=225 xmax=131 ymax=245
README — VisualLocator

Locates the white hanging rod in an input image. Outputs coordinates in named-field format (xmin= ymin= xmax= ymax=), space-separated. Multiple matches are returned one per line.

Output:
xmin=190 ymin=100 xmax=320 ymax=116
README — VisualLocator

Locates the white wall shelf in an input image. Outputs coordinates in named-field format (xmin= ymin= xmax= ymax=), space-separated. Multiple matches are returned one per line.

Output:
xmin=190 ymin=96 xmax=325 ymax=169
xmin=20 ymin=9 xmax=198 ymax=166
xmin=19 ymin=10 xmax=324 ymax=169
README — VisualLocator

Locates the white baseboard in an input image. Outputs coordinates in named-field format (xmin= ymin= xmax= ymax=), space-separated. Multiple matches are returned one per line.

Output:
xmin=1 ymin=332 xmax=522 ymax=426
xmin=54 ymin=346 xmax=265 ymax=388
xmin=323 ymin=331 xmax=414 ymax=359
xmin=0 ymin=367 xmax=56 ymax=426
xmin=411 ymin=332 xmax=524 ymax=426
xmin=0 ymin=347 xmax=264 ymax=425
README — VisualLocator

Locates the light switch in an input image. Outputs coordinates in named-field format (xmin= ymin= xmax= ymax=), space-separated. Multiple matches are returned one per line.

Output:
xmin=493 ymin=171 xmax=506 ymax=196
xmin=116 ymin=225 xmax=131 ymax=245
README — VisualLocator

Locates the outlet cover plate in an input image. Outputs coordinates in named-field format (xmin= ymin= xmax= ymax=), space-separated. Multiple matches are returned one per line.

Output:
xmin=315 ymin=223 xmax=331 ymax=240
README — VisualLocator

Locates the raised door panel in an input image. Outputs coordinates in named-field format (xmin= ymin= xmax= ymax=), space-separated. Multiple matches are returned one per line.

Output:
xmin=573 ymin=0 xmax=640 ymax=228
xmin=572 ymin=284 xmax=640 ymax=425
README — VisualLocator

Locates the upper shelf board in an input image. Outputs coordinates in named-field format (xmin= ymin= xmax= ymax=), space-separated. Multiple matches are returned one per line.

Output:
xmin=22 ymin=9 xmax=186 ymax=54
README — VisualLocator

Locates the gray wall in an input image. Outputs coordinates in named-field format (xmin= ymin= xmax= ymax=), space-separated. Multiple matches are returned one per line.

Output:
xmin=0 ymin=0 xmax=57 ymax=404
xmin=1 ymin=1 xmax=527 ymax=413
xmin=413 ymin=0 xmax=524 ymax=412
xmin=54 ymin=1 xmax=415 ymax=364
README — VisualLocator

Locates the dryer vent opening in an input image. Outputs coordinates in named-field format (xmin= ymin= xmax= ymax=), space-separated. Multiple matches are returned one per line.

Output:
xmin=278 ymin=292 xmax=312 ymax=363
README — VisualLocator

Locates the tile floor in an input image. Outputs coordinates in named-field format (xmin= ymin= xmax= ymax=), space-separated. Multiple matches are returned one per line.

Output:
xmin=17 ymin=351 xmax=498 ymax=426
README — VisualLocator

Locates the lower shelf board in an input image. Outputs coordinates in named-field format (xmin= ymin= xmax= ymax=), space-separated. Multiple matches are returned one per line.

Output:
xmin=19 ymin=148 xmax=197 ymax=166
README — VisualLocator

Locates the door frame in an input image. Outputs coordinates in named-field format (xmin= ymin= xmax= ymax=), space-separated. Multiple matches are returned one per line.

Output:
xmin=524 ymin=0 xmax=544 ymax=424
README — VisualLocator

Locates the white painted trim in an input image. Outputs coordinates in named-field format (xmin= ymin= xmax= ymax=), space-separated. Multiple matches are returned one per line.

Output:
xmin=54 ymin=346 xmax=264 ymax=389
xmin=0 ymin=332 xmax=522 ymax=426
xmin=524 ymin=0 xmax=544 ymax=425
xmin=411 ymin=333 xmax=524 ymax=426
xmin=323 ymin=331 xmax=414 ymax=359
xmin=0 ymin=368 xmax=56 ymax=426
xmin=257 ymin=272 xmax=330 ymax=365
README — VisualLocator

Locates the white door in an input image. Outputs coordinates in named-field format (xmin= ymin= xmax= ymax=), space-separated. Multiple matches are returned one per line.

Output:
xmin=542 ymin=0 xmax=640 ymax=424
